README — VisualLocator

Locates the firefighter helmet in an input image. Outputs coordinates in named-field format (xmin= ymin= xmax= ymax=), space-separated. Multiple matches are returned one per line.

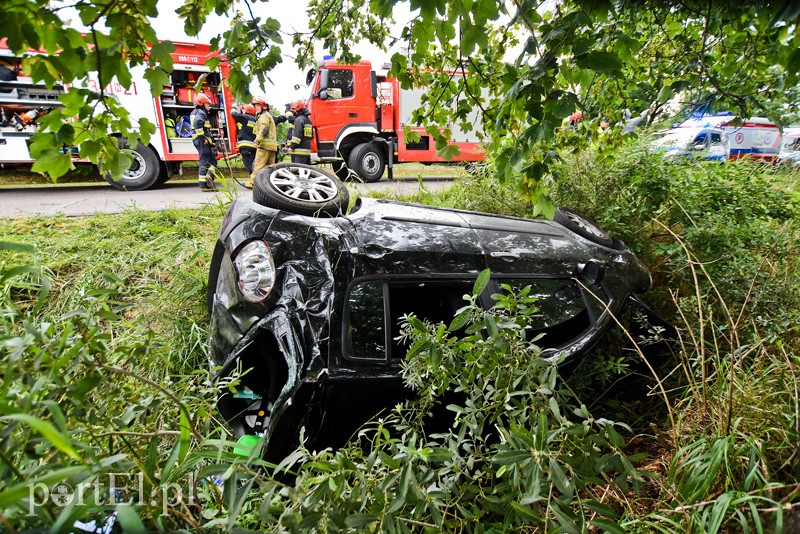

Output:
xmin=289 ymin=99 xmax=306 ymax=113
xmin=193 ymin=93 xmax=212 ymax=107
xmin=243 ymin=104 xmax=256 ymax=115
xmin=251 ymin=97 xmax=267 ymax=109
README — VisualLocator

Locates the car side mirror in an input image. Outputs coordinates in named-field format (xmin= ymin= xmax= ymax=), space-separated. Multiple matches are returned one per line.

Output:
xmin=693 ymin=142 xmax=706 ymax=150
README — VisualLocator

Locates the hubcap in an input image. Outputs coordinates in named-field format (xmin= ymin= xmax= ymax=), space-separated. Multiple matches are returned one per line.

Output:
xmin=270 ymin=166 xmax=339 ymax=203
xmin=121 ymin=151 xmax=146 ymax=182
xmin=363 ymin=153 xmax=380 ymax=174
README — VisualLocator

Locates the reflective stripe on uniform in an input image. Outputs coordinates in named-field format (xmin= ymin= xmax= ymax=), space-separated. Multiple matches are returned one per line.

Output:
xmin=192 ymin=120 xmax=212 ymax=139
xmin=259 ymin=140 xmax=279 ymax=150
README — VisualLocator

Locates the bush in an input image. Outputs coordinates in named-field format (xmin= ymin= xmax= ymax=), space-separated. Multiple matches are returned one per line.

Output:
xmin=269 ymin=272 xmax=649 ymax=532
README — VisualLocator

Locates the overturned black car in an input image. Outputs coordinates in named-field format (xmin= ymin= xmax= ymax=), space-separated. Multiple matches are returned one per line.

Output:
xmin=208 ymin=163 xmax=658 ymax=461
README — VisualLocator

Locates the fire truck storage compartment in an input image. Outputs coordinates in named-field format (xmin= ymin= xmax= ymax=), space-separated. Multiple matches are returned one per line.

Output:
xmin=160 ymin=68 xmax=228 ymax=155
xmin=0 ymin=55 xmax=65 ymax=161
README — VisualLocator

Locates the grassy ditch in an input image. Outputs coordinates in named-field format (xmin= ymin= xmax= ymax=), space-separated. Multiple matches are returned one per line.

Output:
xmin=0 ymin=146 xmax=798 ymax=531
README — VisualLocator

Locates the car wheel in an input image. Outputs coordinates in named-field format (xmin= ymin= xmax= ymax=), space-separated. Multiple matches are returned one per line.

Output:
xmin=105 ymin=140 xmax=161 ymax=191
xmin=554 ymin=207 xmax=615 ymax=248
xmin=348 ymin=142 xmax=386 ymax=183
xmin=253 ymin=163 xmax=350 ymax=217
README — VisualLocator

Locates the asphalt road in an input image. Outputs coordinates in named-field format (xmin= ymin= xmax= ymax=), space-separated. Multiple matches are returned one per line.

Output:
xmin=0 ymin=177 xmax=454 ymax=219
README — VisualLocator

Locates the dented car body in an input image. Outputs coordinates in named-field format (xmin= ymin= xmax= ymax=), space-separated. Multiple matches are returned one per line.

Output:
xmin=208 ymin=196 xmax=655 ymax=460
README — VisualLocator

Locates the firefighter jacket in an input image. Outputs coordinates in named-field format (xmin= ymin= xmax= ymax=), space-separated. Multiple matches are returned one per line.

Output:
xmin=290 ymin=112 xmax=313 ymax=156
xmin=189 ymin=107 xmax=214 ymax=144
xmin=231 ymin=111 xmax=257 ymax=149
xmin=165 ymin=117 xmax=178 ymax=138
xmin=254 ymin=112 xmax=278 ymax=152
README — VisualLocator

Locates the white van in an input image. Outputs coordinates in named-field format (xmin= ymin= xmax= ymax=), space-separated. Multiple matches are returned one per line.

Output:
xmin=650 ymin=127 xmax=730 ymax=161
xmin=777 ymin=128 xmax=800 ymax=167
xmin=681 ymin=114 xmax=780 ymax=162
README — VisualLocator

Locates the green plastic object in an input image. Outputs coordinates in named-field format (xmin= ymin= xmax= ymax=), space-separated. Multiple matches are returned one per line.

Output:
xmin=234 ymin=434 xmax=262 ymax=457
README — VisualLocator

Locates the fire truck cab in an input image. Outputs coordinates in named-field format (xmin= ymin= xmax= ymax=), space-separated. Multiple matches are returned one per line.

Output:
xmin=0 ymin=40 xmax=237 ymax=190
xmin=307 ymin=60 xmax=485 ymax=183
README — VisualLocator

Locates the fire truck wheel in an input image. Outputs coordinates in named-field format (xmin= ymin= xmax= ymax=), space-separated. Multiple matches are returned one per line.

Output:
xmin=348 ymin=143 xmax=386 ymax=183
xmin=154 ymin=161 xmax=171 ymax=185
xmin=105 ymin=141 xmax=161 ymax=191
xmin=253 ymin=163 xmax=350 ymax=217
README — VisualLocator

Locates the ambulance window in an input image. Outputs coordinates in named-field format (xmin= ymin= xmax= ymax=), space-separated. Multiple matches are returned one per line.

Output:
xmin=710 ymin=132 xmax=722 ymax=145
xmin=328 ymin=69 xmax=354 ymax=98
xmin=694 ymin=132 xmax=707 ymax=145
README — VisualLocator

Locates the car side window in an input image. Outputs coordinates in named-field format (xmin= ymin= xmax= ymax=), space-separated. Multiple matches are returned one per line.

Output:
xmin=345 ymin=281 xmax=386 ymax=360
xmin=387 ymin=280 xmax=474 ymax=359
xmin=328 ymin=69 xmax=354 ymax=99
xmin=344 ymin=278 xmax=475 ymax=362
xmin=710 ymin=132 xmax=722 ymax=145
xmin=500 ymin=278 xmax=610 ymax=348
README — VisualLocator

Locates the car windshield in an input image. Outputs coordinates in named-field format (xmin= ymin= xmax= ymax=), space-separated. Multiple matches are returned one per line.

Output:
xmin=651 ymin=130 xmax=697 ymax=149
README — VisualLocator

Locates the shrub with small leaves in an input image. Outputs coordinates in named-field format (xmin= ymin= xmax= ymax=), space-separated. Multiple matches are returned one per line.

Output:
xmin=269 ymin=270 xmax=648 ymax=532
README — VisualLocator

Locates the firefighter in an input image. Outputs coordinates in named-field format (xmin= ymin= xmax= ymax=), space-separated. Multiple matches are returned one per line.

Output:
xmin=245 ymin=97 xmax=278 ymax=189
xmin=287 ymin=99 xmax=312 ymax=165
xmin=231 ymin=103 xmax=257 ymax=175
xmin=190 ymin=93 xmax=218 ymax=191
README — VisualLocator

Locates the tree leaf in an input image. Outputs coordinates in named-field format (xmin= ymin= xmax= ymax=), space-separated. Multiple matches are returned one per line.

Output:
xmin=30 ymin=149 xmax=74 ymax=179
xmin=574 ymin=51 xmax=623 ymax=74
xmin=1 ymin=414 xmax=81 ymax=461
xmin=115 ymin=504 xmax=147 ymax=534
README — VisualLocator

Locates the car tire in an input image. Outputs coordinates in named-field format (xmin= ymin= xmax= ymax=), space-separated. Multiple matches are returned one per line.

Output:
xmin=554 ymin=207 xmax=615 ymax=248
xmin=105 ymin=140 xmax=161 ymax=191
xmin=253 ymin=163 xmax=350 ymax=217
xmin=207 ymin=241 xmax=225 ymax=316
xmin=333 ymin=158 xmax=357 ymax=182
xmin=348 ymin=142 xmax=385 ymax=183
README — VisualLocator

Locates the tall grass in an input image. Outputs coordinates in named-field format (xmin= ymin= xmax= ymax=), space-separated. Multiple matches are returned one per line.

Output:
xmin=543 ymin=142 xmax=800 ymax=531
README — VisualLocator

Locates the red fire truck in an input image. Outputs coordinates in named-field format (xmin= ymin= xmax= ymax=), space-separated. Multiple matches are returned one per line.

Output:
xmin=0 ymin=40 xmax=237 ymax=190
xmin=305 ymin=60 xmax=486 ymax=182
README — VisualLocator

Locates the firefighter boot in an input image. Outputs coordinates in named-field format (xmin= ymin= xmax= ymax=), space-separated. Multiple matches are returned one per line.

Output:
xmin=199 ymin=176 xmax=218 ymax=192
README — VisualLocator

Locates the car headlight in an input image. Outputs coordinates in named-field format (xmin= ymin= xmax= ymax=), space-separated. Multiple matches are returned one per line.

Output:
xmin=234 ymin=240 xmax=276 ymax=303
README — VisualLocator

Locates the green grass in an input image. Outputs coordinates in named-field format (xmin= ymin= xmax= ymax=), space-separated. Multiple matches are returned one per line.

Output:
xmin=0 ymin=160 xmax=466 ymax=187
